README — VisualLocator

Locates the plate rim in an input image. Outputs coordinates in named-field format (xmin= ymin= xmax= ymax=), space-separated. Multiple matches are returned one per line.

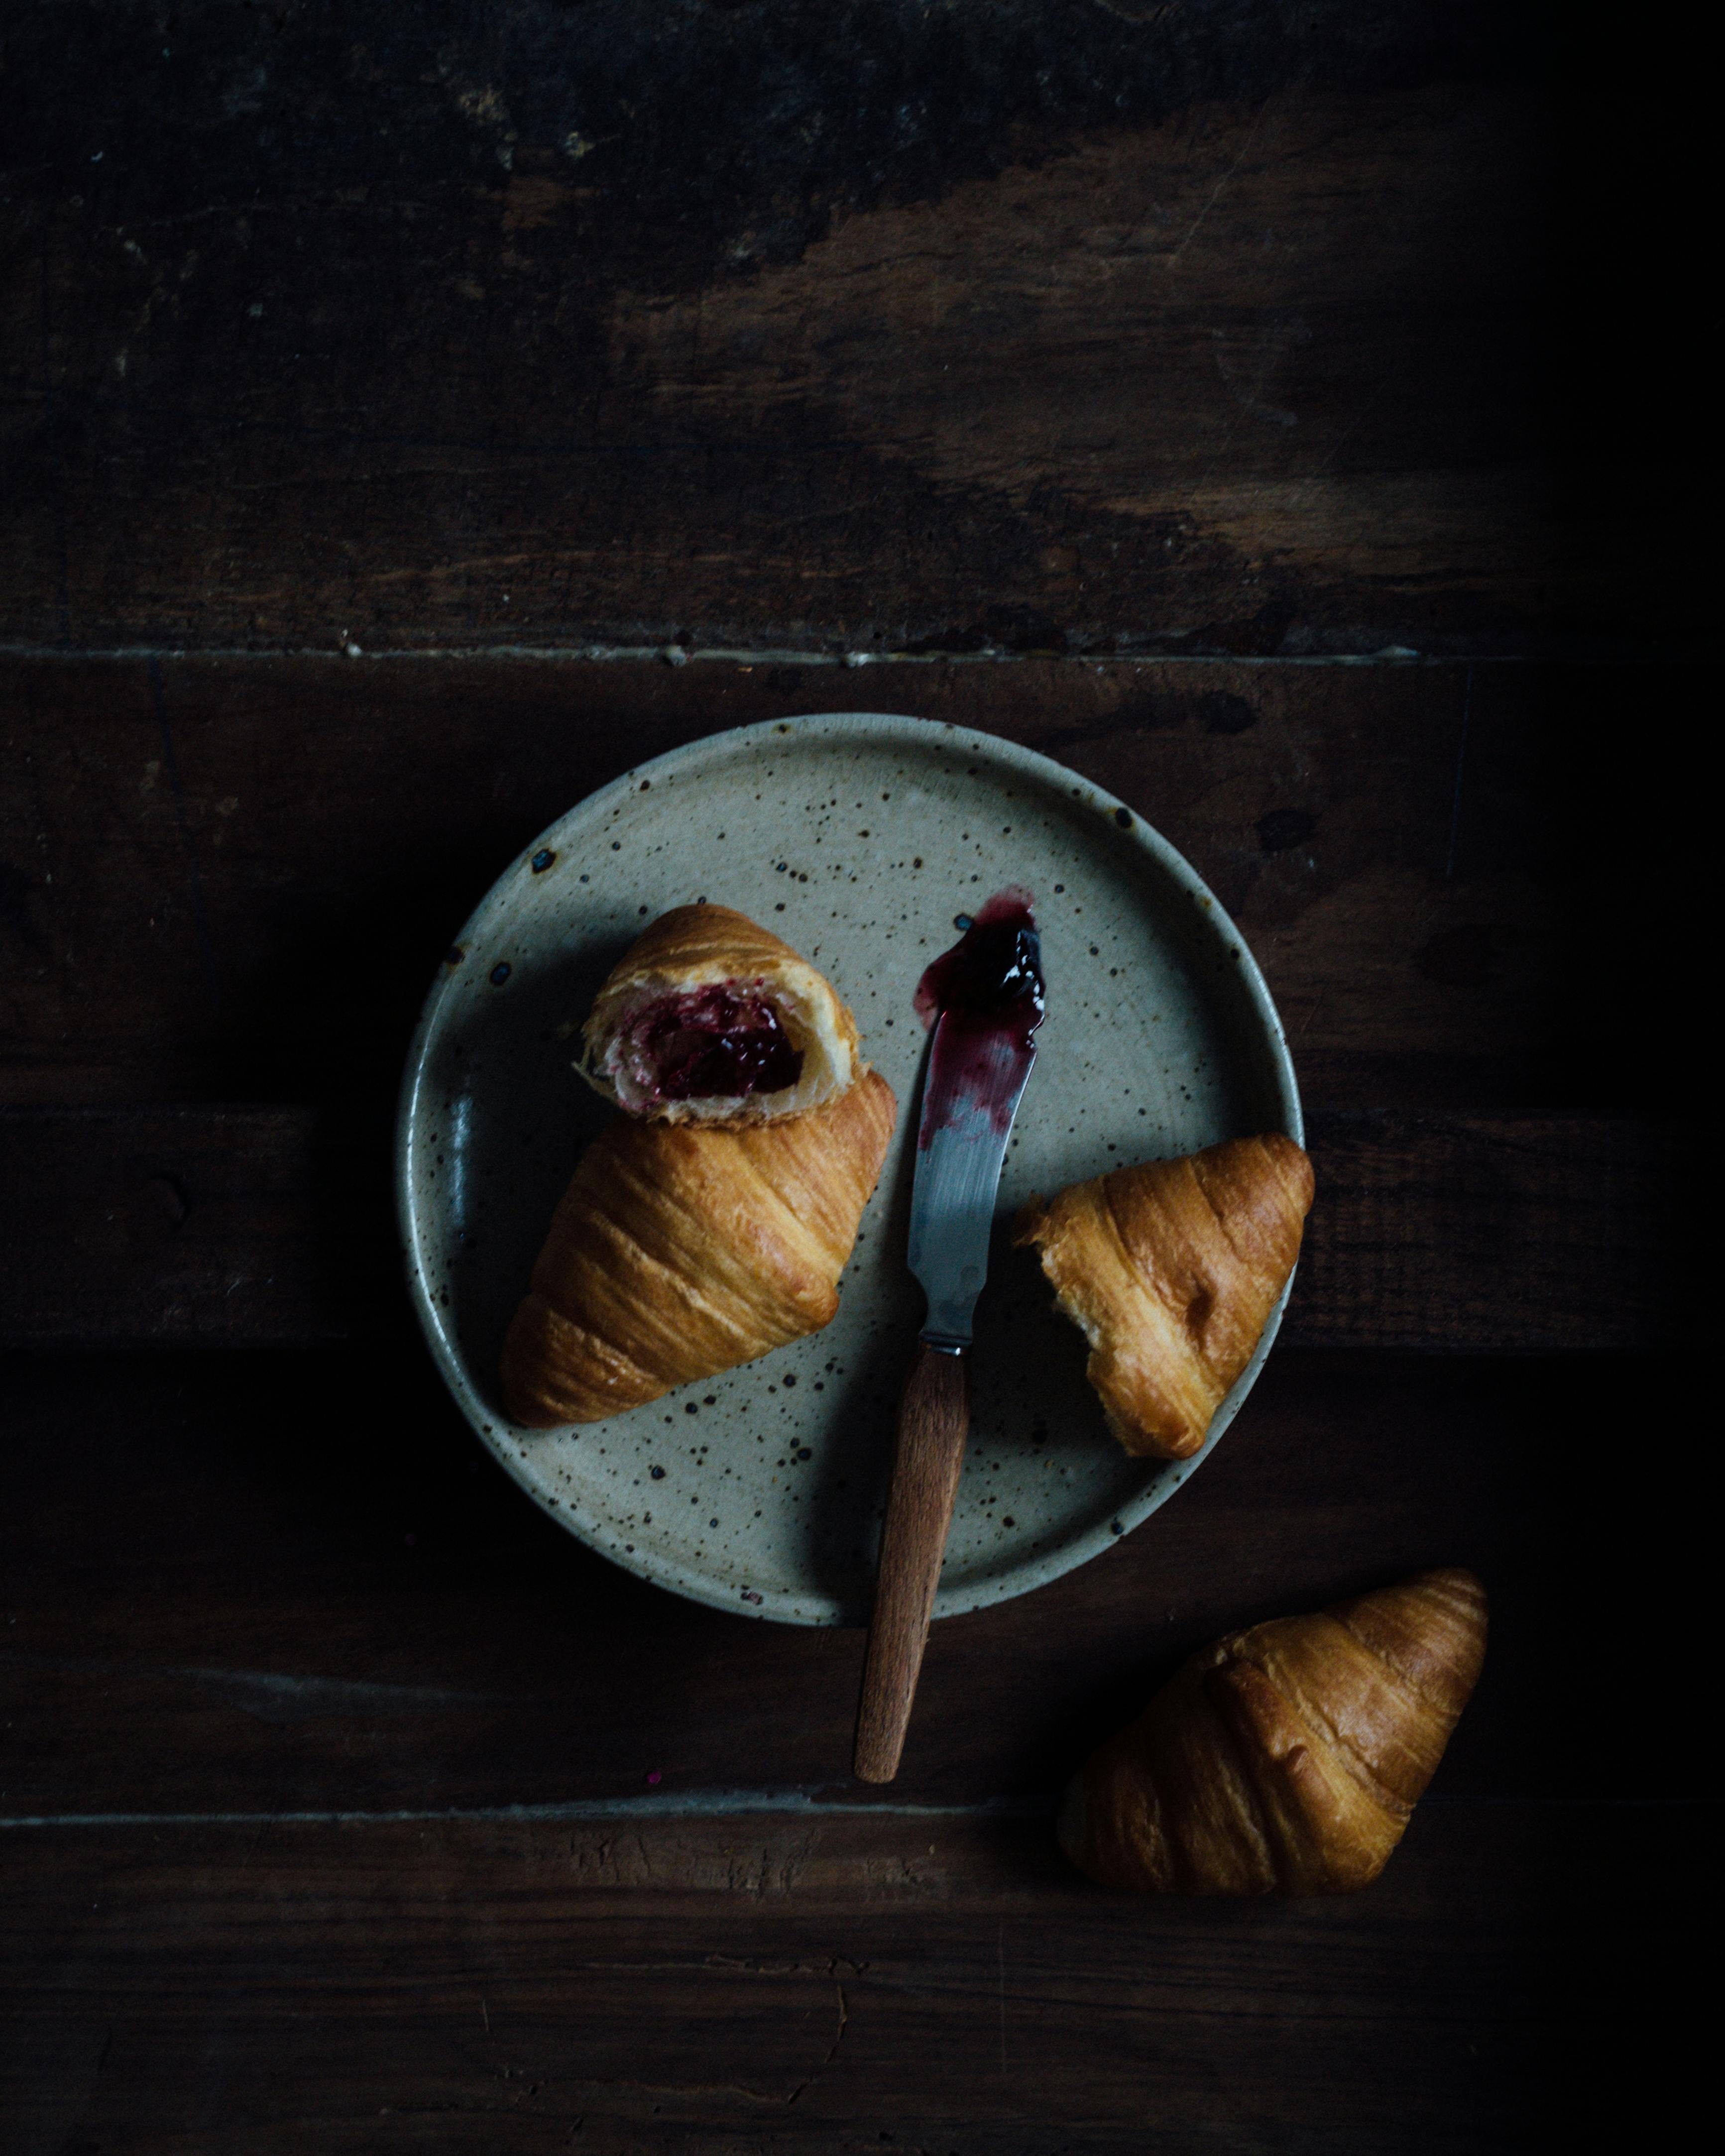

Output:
xmin=395 ymin=710 xmax=1303 ymax=1624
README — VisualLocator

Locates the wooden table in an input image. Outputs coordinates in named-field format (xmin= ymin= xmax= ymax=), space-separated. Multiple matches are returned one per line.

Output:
xmin=1 ymin=7 xmax=1696 ymax=2149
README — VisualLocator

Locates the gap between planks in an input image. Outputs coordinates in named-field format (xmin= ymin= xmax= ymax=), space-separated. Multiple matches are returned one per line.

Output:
xmin=0 ymin=643 xmax=1542 ymax=667
xmin=0 ymin=1793 xmax=1049 ymax=1830
xmin=0 ymin=1794 xmax=1694 ymax=1831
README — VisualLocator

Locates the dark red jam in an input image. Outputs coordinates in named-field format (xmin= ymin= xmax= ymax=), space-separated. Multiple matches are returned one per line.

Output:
xmin=914 ymin=888 xmax=1045 ymax=1138
xmin=640 ymin=986 xmax=805 ymax=1101
xmin=915 ymin=887 xmax=1045 ymax=1050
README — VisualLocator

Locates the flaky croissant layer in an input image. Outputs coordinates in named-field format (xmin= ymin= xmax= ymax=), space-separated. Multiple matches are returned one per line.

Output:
xmin=1058 ymin=1568 xmax=1488 ymax=1895
xmin=501 ymin=1067 xmax=896 ymax=1427
xmin=579 ymin=904 xmax=862 ymax=1124
xmin=1015 ymin=1131 xmax=1314 ymax=1460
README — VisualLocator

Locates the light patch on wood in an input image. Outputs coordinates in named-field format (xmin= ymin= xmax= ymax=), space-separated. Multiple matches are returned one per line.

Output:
xmin=610 ymin=87 xmax=1542 ymax=592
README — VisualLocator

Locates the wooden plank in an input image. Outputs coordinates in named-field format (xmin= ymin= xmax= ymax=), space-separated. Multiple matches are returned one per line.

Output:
xmin=1289 ymin=1111 xmax=1673 ymax=1354
xmin=0 ymin=1802 xmax=1680 ymax=2153
xmin=0 ymin=1351 xmax=1692 ymax=1816
xmin=0 ymin=1106 xmax=341 ymax=1346
xmin=0 ymin=5 xmax=1587 ymax=653
xmin=0 ymin=1104 xmax=1671 ymax=1352
xmin=0 ymin=654 xmax=1642 ymax=1115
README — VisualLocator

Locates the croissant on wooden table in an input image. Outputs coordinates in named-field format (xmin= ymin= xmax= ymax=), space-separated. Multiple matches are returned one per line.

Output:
xmin=579 ymin=904 xmax=862 ymax=1124
xmin=1059 ymin=1568 xmax=1488 ymax=1895
xmin=1013 ymin=1132 xmax=1314 ymax=1460
xmin=501 ymin=1067 xmax=896 ymax=1426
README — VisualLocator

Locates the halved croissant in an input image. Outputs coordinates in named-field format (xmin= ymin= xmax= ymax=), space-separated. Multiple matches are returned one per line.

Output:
xmin=1059 ymin=1568 xmax=1488 ymax=1895
xmin=1013 ymin=1133 xmax=1314 ymax=1460
xmin=501 ymin=1068 xmax=896 ymax=1426
xmin=579 ymin=904 xmax=862 ymax=1124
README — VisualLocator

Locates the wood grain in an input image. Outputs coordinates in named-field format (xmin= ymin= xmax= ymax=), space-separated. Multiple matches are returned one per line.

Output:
xmin=1290 ymin=1111 xmax=1674 ymax=1354
xmin=0 ymin=1351 xmax=1696 ymax=1817
xmin=0 ymin=1106 xmax=347 ymax=1347
xmin=0 ymin=9 xmax=1699 ymax=2146
xmin=0 ymin=655 xmax=1658 ymax=1116
xmin=0 ymin=1104 xmax=1672 ymax=1352
xmin=0 ymin=10 xmax=1609 ymax=655
xmin=0 ymin=1801 xmax=1684 ymax=2154
xmin=855 ymin=1344 xmax=971 ymax=1782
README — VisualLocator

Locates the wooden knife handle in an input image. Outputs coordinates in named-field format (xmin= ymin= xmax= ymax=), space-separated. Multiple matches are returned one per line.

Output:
xmin=853 ymin=1341 xmax=971 ymax=1784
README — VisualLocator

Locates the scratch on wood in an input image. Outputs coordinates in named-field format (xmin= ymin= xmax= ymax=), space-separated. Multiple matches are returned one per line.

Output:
xmin=1167 ymin=95 xmax=1278 ymax=265
xmin=788 ymin=1979 xmax=849 ymax=2104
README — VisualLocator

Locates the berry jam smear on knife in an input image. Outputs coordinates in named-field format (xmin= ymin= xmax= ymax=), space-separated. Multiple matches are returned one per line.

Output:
xmin=914 ymin=887 xmax=1046 ymax=1138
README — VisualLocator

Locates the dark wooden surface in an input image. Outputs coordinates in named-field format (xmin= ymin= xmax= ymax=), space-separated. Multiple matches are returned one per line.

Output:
xmin=0 ymin=1349 xmax=1696 ymax=1813
xmin=0 ymin=7 xmax=1702 ymax=659
xmin=0 ymin=6 xmax=1697 ymax=2151
xmin=0 ymin=1348 xmax=1703 ymax=2148
xmin=2 ymin=1805 xmax=1689 ymax=2156
xmin=0 ymin=655 xmax=1669 ymax=1113
xmin=0 ymin=1104 xmax=1676 ymax=1353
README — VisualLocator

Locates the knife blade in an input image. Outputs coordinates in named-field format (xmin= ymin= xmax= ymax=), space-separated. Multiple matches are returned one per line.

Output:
xmin=853 ymin=890 xmax=1045 ymax=1783
xmin=907 ymin=1021 xmax=1038 ymax=1348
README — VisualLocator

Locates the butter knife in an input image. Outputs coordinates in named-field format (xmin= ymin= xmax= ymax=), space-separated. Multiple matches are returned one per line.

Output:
xmin=853 ymin=890 xmax=1045 ymax=1783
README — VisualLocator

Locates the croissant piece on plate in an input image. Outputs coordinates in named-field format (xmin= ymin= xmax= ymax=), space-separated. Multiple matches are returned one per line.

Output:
xmin=1059 ymin=1568 xmax=1488 ymax=1895
xmin=579 ymin=904 xmax=863 ymax=1124
xmin=1013 ymin=1132 xmax=1314 ymax=1460
xmin=501 ymin=1067 xmax=896 ymax=1427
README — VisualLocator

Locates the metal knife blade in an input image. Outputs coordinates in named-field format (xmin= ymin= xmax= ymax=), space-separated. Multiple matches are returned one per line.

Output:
xmin=906 ymin=1017 xmax=1038 ymax=1349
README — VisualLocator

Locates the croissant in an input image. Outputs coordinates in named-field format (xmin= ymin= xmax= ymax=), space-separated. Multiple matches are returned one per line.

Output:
xmin=1012 ymin=1132 xmax=1314 ymax=1460
xmin=501 ymin=1068 xmax=896 ymax=1426
xmin=1059 ymin=1568 xmax=1488 ymax=1895
xmin=579 ymin=904 xmax=862 ymax=1124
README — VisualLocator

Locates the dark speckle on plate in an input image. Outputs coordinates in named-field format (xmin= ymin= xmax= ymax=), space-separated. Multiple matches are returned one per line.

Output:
xmin=489 ymin=962 xmax=511 ymax=986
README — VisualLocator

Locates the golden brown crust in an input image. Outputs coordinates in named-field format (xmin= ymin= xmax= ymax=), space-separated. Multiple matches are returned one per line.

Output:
xmin=500 ymin=1067 xmax=897 ymax=1426
xmin=580 ymin=904 xmax=861 ymax=1125
xmin=1012 ymin=1133 xmax=1314 ymax=1460
xmin=598 ymin=903 xmax=815 ymax=986
xmin=1058 ymin=1569 xmax=1488 ymax=1895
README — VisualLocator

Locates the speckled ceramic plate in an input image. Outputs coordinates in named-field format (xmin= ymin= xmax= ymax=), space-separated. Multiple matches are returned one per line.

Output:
xmin=397 ymin=713 xmax=1301 ymax=1625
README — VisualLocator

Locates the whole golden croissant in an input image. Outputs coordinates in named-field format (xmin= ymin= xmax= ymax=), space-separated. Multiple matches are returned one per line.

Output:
xmin=579 ymin=903 xmax=862 ymax=1124
xmin=501 ymin=1068 xmax=896 ymax=1426
xmin=1013 ymin=1132 xmax=1314 ymax=1459
xmin=1059 ymin=1568 xmax=1488 ymax=1895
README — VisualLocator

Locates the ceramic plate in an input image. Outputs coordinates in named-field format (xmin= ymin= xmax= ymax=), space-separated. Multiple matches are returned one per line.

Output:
xmin=397 ymin=713 xmax=1301 ymax=1625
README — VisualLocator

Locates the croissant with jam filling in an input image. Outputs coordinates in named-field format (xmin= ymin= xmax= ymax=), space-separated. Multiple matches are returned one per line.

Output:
xmin=1013 ymin=1132 xmax=1314 ymax=1461
xmin=579 ymin=904 xmax=862 ymax=1125
xmin=501 ymin=1068 xmax=896 ymax=1427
